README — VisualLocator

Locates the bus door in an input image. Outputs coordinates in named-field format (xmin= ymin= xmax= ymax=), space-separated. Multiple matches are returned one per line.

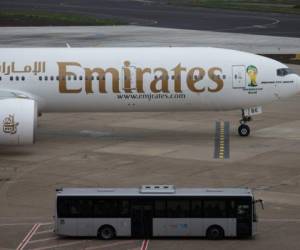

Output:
xmin=131 ymin=200 xmax=153 ymax=238
xmin=236 ymin=200 xmax=252 ymax=237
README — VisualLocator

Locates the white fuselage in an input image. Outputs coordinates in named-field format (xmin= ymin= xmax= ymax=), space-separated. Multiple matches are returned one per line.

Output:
xmin=0 ymin=47 xmax=299 ymax=112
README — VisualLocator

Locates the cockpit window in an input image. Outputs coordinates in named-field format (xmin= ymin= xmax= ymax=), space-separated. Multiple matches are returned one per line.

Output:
xmin=277 ymin=68 xmax=295 ymax=77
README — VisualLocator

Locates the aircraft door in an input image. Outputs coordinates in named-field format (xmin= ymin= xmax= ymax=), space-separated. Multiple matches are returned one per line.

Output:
xmin=232 ymin=65 xmax=246 ymax=88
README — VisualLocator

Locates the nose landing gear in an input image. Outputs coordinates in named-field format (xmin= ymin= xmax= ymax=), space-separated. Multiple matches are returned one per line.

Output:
xmin=238 ymin=109 xmax=252 ymax=137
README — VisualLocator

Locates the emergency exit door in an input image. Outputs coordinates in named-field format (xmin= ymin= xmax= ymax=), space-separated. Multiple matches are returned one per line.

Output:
xmin=232 ymin=65 xmax=246 ymax=88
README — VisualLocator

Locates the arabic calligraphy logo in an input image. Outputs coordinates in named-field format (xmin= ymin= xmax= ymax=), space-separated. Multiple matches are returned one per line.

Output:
xmin=3 ymin=114 xmax=19 ymax=134
xmin=247 ymin=65 xmax=258 ymax=87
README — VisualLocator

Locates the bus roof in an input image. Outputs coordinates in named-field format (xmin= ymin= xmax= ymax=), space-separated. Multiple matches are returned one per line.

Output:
xmin=56 ymin=186 xmax=253 ymax=197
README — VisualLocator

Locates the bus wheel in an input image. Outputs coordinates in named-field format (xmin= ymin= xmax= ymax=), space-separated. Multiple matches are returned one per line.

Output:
xmin=98 ymin=225 xmax=116 ymax=240
xmin=206 ymin=225 xmax=224 ymax=240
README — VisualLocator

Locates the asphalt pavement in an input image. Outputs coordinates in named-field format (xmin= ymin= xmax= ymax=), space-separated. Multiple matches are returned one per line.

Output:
xmin=1 ymin=0 xmax=300 ymax=37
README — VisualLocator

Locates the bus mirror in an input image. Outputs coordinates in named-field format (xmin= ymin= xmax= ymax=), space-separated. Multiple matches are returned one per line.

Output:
xmin=254 ymin=199 xmax=264 ymax=210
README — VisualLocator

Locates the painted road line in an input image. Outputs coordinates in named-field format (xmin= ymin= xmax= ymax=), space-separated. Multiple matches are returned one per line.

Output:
xmin=214 ymin=121 xmax=230 ymax=159
xmin=224 ymin=121 xmax=230 ymax=159
xmin=39 ymin=222 xmax=53 ymax=226
xmin=0 ymin=223 xmax=36 ymax=227
xmin=30 ymin=241 xmax=87 ymax=250
xmin=260 ymin=219 xmax=300 ymax=222
xmin=16 ymin=223 xmax=40 ymax=250
xmin=85 ymin=240 xmax=136 ymax=250
xmin=141 ymin=240 xmax=149 ymax=250
xmin=28 ymin=237 xmax=58 ymax=244
xmin=35 ymin=229 xmax=53 ymax=235
xmin=214 ymin=121 xmax=220 ymax=159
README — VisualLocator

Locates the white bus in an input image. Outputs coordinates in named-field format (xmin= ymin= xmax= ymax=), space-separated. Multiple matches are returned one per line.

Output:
xmin=54 ymin=185 xmax=262 ymax=240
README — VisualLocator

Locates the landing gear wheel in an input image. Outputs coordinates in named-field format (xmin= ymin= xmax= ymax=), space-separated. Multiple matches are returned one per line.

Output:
xmin=238 ymin=124 xmax=250 ymax=137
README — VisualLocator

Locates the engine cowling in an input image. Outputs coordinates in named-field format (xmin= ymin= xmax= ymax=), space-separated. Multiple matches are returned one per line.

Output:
xmin=0 ymin=98 xmax=37 ymax=145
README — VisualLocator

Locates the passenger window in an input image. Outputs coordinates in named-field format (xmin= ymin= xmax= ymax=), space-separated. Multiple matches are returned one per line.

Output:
xmin=119 ymin=200 xmax=130 ymax=217
xmin=79 ymin=76 xmax=83 ymax=81
xmin=227 ymin=200 xmax=236 ymax=217
xmin=10 ymin=76 xmax=13 ymax=81
xmin=203 ymin=200 xmax=226 ymax=218
xmin=94 ymin=200 xmax=106 ymax=217
xmin=45 ymin=76 xmax=48 ymax=81
xmin=69 ymin=199 xmax=80 ymax=217
xmin=191 ymin=200 xmax=202 ymax=217
xmin=50 ymin=76 xmax=54 ymax=81
xmin=78 ymin=199 xmax=93 ymax=217
xmin=21 ymin=76 xmax=25 ymax=81
xmin=16 ymin=76 xmax=19 ymax=81
xmin=39 ymin=76 xmax=42 ymax=81
xmin=94 ymin=199 xmax=118 ymax=217
xmin=155 ymin=200 xmax=166 ymax=217
xmin=167 ymin=200 xmax=189 ymax=218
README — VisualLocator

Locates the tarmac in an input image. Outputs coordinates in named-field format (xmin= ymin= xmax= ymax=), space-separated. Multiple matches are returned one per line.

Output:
xmin=1 ymin=26 xmax=300 ymax=54
xmin=0 ymin=26 xmax=300 ymax=250
xmin=2 ymin=0 xmax=300 ymax=37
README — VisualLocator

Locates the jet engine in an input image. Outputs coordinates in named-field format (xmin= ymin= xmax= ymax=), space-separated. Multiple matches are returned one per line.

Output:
xmin=0 ymin=98 xmax=37 ymax=145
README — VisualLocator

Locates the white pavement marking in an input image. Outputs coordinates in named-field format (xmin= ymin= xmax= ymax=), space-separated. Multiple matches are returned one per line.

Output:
xmin=39 ymin=222 xmax=53 ymax=226
xmin=0 ymin=221 xmax=51 ymax=227
xmin=16 ymin=223 xmax=40 ymax=250
xmin=29 ymin=240 xmax=86 ymax=250
xmin=28 ymin=237 xmax=58 ymax=244
xmin=0 ymin=223 xmax=36 ymax=227
xmin=85 ymin=240 xmax=136 ymax=250
xmin=261 ymin=219 xmax=300 ymax=222
xmin=140 ymin=240 xmax=149 ymax=250
xmin=35 ymin=229 xmax=53 ymax=235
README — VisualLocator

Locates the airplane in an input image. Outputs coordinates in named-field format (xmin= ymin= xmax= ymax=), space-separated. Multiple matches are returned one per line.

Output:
xmin=0 ymin=47 xmax=299 ymax=145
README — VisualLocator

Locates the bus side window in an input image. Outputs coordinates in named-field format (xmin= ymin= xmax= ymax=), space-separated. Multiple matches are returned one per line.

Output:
xmin=155 ymin=200 xmax=166 ymax=217
xmin=227 ymin=200 xmax=236 ymax=217
xmin=191 ymin=200 xmax=202 ymax=217
xmin=78 ymin=199 xmax=93 ymax=217
xmin=119 ymin=200 xmax=130 ymax=217
xmin=167 ymin=200 xmax=189 ymax=218
xmin=69 ymin=199 xmax=80 ymax=217
xmin=203 ymin=200 xmax=226 ymax=218
xmin=94 ymin=199 xmax=118 ymax=217
xmin=57 ymin=197 xmax=70 ymax=218
xmin=94 ymin=200 xmax=106 ymax=217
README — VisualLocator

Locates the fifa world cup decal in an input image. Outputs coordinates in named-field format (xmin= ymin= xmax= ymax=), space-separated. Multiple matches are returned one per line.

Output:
xmin=247 ymin=65 xmax=258 ymax=87
xmin=3 ymin=114 xmax=19 ymax=134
